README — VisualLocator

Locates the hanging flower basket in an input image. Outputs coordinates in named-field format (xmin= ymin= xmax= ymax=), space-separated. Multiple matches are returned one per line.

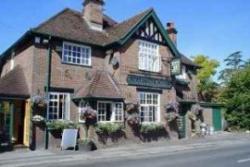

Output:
xmin=79 ymin=106 xmax=97 ymax=125
xmin=164 ymin=101 xmax=180 ymax=122
xmin=31 ymin=95 xmax=48 ymax=108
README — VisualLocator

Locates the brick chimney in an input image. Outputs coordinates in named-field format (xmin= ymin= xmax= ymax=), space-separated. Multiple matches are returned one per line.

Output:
xmin=167 ymin=22 xmax=178 ymax=45
xmin=83 ymin=0 xmax=104 ymax=31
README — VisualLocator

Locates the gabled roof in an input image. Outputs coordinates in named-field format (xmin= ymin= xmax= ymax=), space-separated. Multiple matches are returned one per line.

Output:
xmin=1 ymin=7 xmax=181 ymax=59
xmin=32 ymin=8 xmax=109 ymax=46
xmin=75 ymin=71 xmax=123 ymax=100
xmin=0 ymin=66 xmax=30 ymax=99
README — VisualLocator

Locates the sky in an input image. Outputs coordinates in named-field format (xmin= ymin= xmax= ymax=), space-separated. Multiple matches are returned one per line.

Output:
xmin=0 ymin=0 xmax=250 ymax=78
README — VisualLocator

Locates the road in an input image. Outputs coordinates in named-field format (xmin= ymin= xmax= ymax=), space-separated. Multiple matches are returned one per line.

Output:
xmin=1 ymin=133 xmax=250 ymax=167
xmin=45 ymin=142 xmax=250 ymax=167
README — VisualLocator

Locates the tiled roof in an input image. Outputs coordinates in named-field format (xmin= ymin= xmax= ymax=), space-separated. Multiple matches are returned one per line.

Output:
xmin=32 ymin=8 xmax=152 ymax=47
xmin=180 ymin=53 xmax=200 ymax=68
xmin=0 ymin=66 xmax=30 ymax=99
xmin=75 ymin=71 xmax=123 ymax=99
xmin=32 ymin=8 xmax=109 ymax=46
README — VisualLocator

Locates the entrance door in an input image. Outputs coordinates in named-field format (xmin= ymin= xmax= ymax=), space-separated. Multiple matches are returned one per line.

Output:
xmin=213 ymin=107 xmax=222 ymax=131
xmin=13 ymin=101 xmax=26 ymax=145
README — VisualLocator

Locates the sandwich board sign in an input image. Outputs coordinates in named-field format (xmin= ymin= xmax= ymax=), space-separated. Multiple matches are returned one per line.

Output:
xmin=61 ymin=129 xmax=78 ymax=150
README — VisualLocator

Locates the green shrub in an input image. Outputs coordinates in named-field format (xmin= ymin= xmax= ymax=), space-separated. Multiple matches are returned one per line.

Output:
xmin=140 ymin=123 xmax=165 ymax=134
xmin=95 ymin=123 xmax=123 ymax=135
xmin=46 ymin=120 xmax=77 ymax=131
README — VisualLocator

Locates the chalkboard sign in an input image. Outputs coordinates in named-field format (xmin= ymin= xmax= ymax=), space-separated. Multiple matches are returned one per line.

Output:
xmin=61 ymin=129 xmax=78 ymax=150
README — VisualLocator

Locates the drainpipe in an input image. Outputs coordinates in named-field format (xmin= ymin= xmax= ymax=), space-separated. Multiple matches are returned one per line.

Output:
xmin=45 ymin=36 xmax=52 ymax=150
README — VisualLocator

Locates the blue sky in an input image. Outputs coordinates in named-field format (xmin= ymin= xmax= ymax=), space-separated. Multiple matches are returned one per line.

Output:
xmin=0 ymin=0 xmax=249 ymax=78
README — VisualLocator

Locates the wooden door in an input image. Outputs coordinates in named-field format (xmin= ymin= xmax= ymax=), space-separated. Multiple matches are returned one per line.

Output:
xmin=212 ymin=107 xmax=222 ymax=131
xmin=23 ymin=100 xmax=31 ymax=147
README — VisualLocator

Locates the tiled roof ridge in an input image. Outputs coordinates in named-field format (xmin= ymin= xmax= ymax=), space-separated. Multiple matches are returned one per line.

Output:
xmin=106 ymin=7 xmax=153 ymax=30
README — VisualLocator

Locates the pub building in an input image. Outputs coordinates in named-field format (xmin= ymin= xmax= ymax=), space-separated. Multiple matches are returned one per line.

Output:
xmin=0 ymin=0 xmax=223 ymax=150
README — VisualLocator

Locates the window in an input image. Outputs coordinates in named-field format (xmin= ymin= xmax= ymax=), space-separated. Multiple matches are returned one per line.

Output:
xmin=139 ymin=92 xmax=160 ymax=123
xmin=139 ymin=41 xmax=160 ymax=72
xmin=62 ymin=42 xmax=91 ymax=66
xmin=97 ymin=102 xmax=124 ymax=122
xmin=48 ymin=92 xmax=70 ymax=120
xmin=176 ymin=65 xmax=188 ymax=80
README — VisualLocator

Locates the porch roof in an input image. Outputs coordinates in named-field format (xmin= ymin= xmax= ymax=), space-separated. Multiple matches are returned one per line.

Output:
xmin=74 ymin=70 xmax=123 ymax=100
xmin=0 ymin=66 xmax=30 ymax=100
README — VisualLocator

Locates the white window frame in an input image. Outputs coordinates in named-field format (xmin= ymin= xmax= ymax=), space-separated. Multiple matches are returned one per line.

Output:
xmin=176 ymin=65 xmax=188 ymax=80
xmin=138 ymin=92 xmax=160 ymax=123
xmin=138 ymin=40 xmax=161 ymax=72
xmin=62 ymin=41 xmax=92 ymax=66
xmin=48 ymin=92 xmax=70 ymax=120
xmin=97 ymin=101 xmax=124 ymax=123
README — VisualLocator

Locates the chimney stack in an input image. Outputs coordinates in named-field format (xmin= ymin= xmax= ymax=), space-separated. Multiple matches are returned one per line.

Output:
xmin=167 ymin=22 xmax=178 ymax=45
xmin=83 ymin=0 xmax=104 ymax=31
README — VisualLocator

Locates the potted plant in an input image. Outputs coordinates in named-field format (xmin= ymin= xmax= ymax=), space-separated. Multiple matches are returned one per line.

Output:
xmin=46 ymin=120 xmax=77 ymax=138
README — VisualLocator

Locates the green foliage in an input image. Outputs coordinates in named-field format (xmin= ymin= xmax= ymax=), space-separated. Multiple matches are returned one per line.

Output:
xmin=46 ymin=120 xmax=78 ymax=131
xmin=193 ymin=55 xmax=219 ymax=81
xmin=95 ymin=123 xmax=123 ymax=135
xmin=192 ymin=55 xmax=220 ymax=101
xmin=140 ymin=123 xmax=165 ymax=134
xmin=219 ymin=51 xmax=245 ymax=83
xmin=220 ymin=65 xmax=250 ymax=129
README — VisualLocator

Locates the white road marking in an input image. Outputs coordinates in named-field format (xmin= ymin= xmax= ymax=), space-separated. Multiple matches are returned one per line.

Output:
xmin=238 ymin=158 xmax=250 ymax=163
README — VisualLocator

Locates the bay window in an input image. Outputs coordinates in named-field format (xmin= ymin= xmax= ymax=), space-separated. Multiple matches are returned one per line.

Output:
xmin=62 ymin=42 xmax=91 ymax=66
xmin=97 ymin=102 xmax=124 ymax=122
xmin=139 ymin=41 xmax=160 ymax=72
xmin=48 ymin=92 xmax=70 ymax=120
xmin=139 ymin=92 xmax=160 ymax=123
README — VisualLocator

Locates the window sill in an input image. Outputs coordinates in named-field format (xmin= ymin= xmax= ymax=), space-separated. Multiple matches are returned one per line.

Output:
xmin=97 ymin=121 xmax=123 ymax=123
xmin=141 ymin=122 xmax=161 ymax=124
xmin=138 ymin=69 xmax=161 ymax=74
xmin=61 ymin=62 xmax=92 ymax=68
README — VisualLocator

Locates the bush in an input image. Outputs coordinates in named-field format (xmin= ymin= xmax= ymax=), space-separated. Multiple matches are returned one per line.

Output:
xmin=46 ymin=120 xmax=78 ymax=131
xmin=95 ymin=123 xmax=123 ymax=135
xmin=220 ymin=65 xmax=250 ymax=129
xmin=140 ymin=123 xmax=165 ymax=134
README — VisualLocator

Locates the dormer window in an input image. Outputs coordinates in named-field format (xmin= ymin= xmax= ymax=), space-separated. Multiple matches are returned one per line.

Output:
xmin=176 ymin=65 xmax=188 ymax=80
xmin=138 ymin=41 xmax=160 ymax=72
xmin=62 ymin=42 xmax=91 ymax=66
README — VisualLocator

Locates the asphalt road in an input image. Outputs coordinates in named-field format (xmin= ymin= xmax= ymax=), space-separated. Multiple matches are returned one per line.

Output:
xmin=53 ymin=143 xmax=250 ymax=167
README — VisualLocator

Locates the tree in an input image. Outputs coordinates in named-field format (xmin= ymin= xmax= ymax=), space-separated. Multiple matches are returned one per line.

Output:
xmin=220 ymin=65 xmax=250 ymax=130
xmin=192 ymin=55 xmax=220 ymax=102
xmin=219 ymin=51 xmax=245 ymax=83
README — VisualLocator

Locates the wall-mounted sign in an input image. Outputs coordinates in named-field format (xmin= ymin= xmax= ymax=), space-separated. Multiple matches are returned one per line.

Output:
xmin=127 ymin=75 xmax=172 ymax=89
xmin=171 ymin=59 xmax=181 ymax=75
